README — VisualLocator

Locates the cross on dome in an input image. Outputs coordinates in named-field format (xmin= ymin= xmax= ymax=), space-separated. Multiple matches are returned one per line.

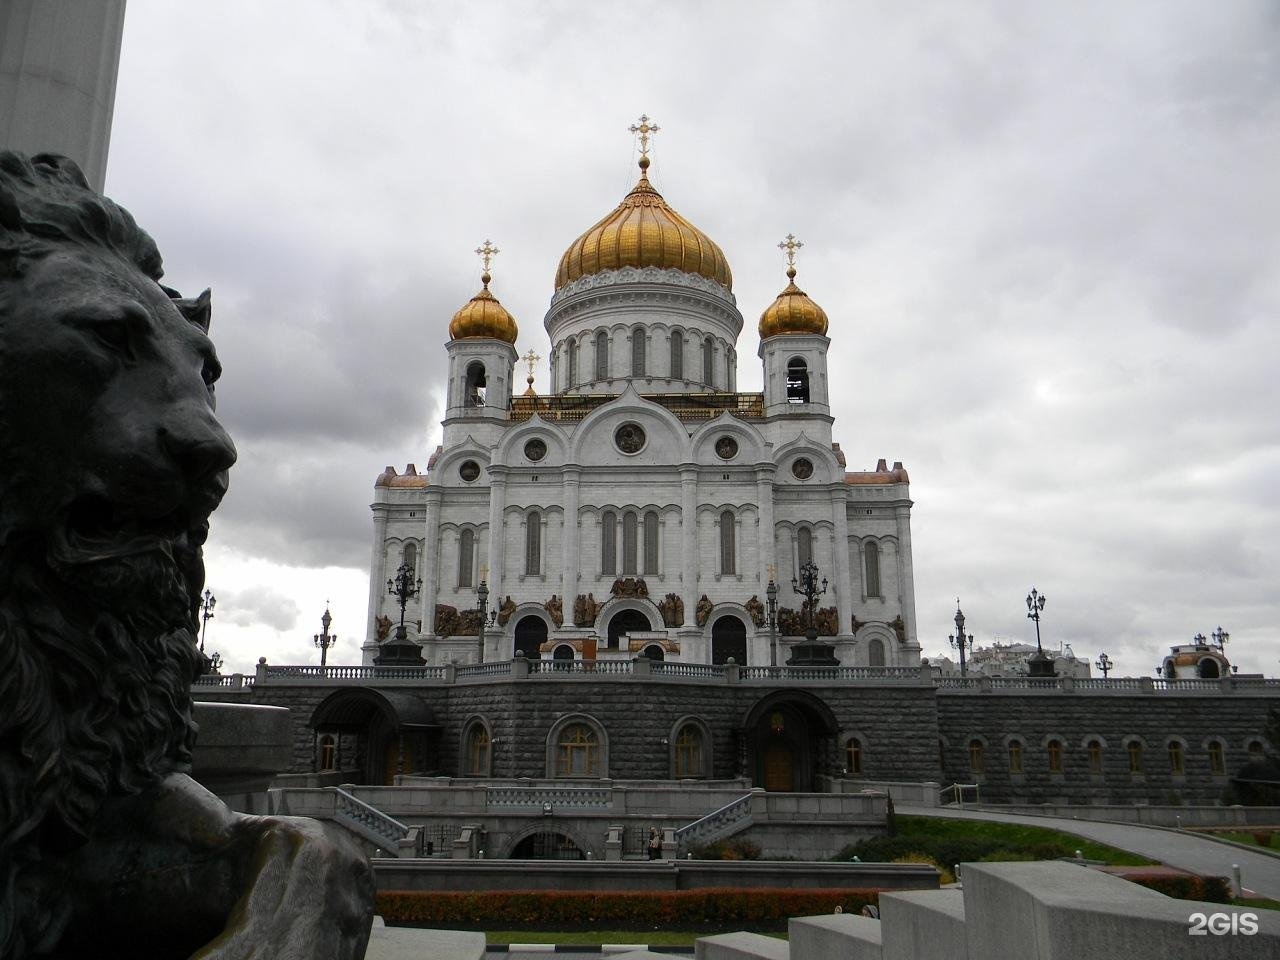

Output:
xmin=474 ymin=238 xmax=500 ymax=281
xmin=522 ymin=348 xmax=540 ymax=381
xmin=778 ymin=233 xmax=804 ymax=278
xmin=629 ymin=113 xmax=660 ymax=159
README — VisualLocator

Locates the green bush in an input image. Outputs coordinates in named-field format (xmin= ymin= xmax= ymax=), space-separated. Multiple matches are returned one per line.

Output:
xmin=1126 ymin=874 xmax=1232 ymax=904
xmin=689 ymin=838 xmax=763 ymax=861
xmin=376 ymin=887 xmax=882 ymax=928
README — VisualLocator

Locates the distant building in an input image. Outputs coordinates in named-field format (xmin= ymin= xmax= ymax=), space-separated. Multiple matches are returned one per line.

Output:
xmin=930 ymin=641 xmax=1091 ymax=679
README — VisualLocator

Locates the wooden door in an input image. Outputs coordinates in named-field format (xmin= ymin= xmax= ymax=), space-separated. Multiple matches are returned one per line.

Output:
xmin=763 ymin=743 xmax=794 ymax=792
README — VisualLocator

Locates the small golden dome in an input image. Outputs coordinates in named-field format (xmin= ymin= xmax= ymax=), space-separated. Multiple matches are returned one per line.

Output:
xmin=448 ymin=271 xmax=518 ymax=343
xmin=555 ymin=156 xmax=733 ymax=291
xmin=758 ymin=265 xmax=829 ymax=338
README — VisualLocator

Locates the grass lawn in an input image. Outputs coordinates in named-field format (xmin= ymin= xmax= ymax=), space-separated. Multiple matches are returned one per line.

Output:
xmin=1193 ymin=830 xmax=1279 ymax=850
xmin=1234 ymin=897 xmax=1280 ymax=912
xmin=839 ymin=815 xmax=1157 ymax=868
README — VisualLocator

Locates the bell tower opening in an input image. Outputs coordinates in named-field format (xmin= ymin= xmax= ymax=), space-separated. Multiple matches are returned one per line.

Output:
xmin=465 ymin=361 xmax=487 ymax=406
xmin=786 ymin=357 xmax=809 ymax=404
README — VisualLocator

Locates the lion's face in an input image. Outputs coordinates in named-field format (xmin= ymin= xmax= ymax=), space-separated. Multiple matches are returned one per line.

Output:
xmin=0 ymin=246 xmax=236 ymax=619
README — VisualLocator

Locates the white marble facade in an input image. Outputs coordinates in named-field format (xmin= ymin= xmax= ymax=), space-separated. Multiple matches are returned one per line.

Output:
xmin=365 ymin=226 xmax=920 ymax=669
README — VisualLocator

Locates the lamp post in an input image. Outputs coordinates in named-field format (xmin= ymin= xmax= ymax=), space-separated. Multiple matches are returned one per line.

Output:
xmin=1095 ymin=651 xmax=1113 ymax=678
xmin=1025 ymin=587 xmax=1054 ymax=678
xmin=314 ymin=606 xmax=337 ymax=668
xmin=374 ymin=562 xmax=425 ymax=666
xmin=1211 ymin=626 xmax=1229 ymax=650
xmin=787 ymin=560 xmax=835 ymax=665
xmin=199 ymin=589 xmax=216 ymax=654
xmin=949 ymin=600 xmax=974 ymax=677
xmin=207 ymin=651 xmax=223 ymax=675
xmin=766 ymin=564 xmax=779 ymax=668
xmin=475 ymin=578 xmax=497 ymax=662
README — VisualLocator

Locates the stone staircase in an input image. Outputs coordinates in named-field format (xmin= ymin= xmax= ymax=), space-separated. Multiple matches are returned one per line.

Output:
xmin=650 ymin=861 xmax=1280 ymax=960
xmin=332 ymin=787 xmax=423 ymax=857
xmin=673 ymin=792 xmax=755 ymax=853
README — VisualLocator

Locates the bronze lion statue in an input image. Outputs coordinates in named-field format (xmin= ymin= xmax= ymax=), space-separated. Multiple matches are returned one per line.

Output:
xmin=0 ymin=153 xmax=373 ymax=959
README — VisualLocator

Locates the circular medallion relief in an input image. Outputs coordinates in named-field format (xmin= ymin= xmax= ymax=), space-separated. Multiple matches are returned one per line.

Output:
xmin=524 ymin=438 xmax=547 ymax=462
xmin=459 ymin=460 xmax=481 ymax=482
xmin=614 ymin=423 xmax=647 ymax=454
xmin=791 ymin=457 xmax=814 ymax=480
xmin=715 ymin=435 xmax=739 ymax=460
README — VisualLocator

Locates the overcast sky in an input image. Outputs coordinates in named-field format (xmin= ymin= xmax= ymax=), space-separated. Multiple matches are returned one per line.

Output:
xmin=103 ymin=0 xmax=1279 ymax=677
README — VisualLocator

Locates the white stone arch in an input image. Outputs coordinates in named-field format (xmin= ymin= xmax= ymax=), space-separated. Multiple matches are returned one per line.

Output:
xmin=689 ymin=414 xmax=768 ymax=466
xmin=853 ymin=621 xmax=896 ymax=665
xmin=566 ymin=384 xmax=693 ymax=465
xmin=706 ymin=603 xmax=758 ymax=664
xmin=502 ymin=822 xmax=596 ymax=860
xmin=433 ymin=437 xmax=491 ymax=488
xmin=772 ymin=431 xmax=842 ymax=484
xmin=545 ymin=713 xmax=610 ymax=779
xmin=493 ymin=414 xmax=570 ymax=466
xmin=594 ymin=594 xmax=663 ymax=647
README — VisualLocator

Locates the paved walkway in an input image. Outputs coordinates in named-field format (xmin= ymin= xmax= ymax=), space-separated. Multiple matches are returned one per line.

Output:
xmin=898 ymin=803 xmax=1280 ymax=898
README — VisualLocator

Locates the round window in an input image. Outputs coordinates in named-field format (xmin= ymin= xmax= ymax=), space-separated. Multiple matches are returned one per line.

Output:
xmin=791 ymin=457 xmax=813 ymax=480
xmin=524 ymin=438 xmax=547 ymax=462
xmin=614 ymin=423 xmax=646 ymax=454
xmin=459 ymin=460 xmax=481 ymax=482
xmin=715 ymin=436 xmax=739 ymax=460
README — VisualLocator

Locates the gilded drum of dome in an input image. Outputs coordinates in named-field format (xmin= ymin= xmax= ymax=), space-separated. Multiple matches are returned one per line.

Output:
xmin=448 ymin=282 xmax=519 ymax=344
xmin=758 ymin=275 xmax=829 ymax=338
xmin=556 ymin=170 xmax=732 ymax=291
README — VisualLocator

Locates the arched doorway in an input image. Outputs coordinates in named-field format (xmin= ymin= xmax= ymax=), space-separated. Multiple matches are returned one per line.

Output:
xmin=514 ymin=615 xmax=546 ymax=659
xmin=310 ymin=688 xmax=439 ymax=785
xmin=642 ymin=644 xmax=665 ymax=661
xmin=606 ymin=608 xmax=651 ymax=649
xmin=552 ymin=644 xmax=575 ymax=661
xmin=711 ymin=615 xmax=747 ymax=665
xmin=510 ymin=831 xmax=585 ymax=860
xmin=1198 ymin=658 xmax=1220 ymax=679
xmin=743 ymin=693 xmax=839 ymax=793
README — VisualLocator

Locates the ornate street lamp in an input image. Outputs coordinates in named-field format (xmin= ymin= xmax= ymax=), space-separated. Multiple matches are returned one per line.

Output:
xmin=949 ymin=600 xmax=974 ymax=677
xmin=207 ymin=651 xmax=223 ymax=675
xmin=1211 ymin=626 xmax=1230 ymax=651
xmin=766 ymin=565 xmax=779 ymax=667
xmin=1025 ymin=587 xmax=1054 ymax=678
xmin=199 ymin=589 xmax=216 ymax=654
xmin=787 ymin=560 xmax=835 ymax=666
xmin=314 ymin=606 xmax=337 ymax=668
xmin=1095 ymin=652 xmax=1113 ymax=678
xmin=374 ymin=562 xmax=425 ymax=666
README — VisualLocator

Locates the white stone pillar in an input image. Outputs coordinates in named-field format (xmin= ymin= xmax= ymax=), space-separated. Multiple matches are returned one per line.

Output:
xmin=895 ymin=502 xmax=919 ymax=652
xmin=485 ymin=469 xmax=508 ymax=600
xmin=755 ymin=470 xmax=776 ymax=587
xmin=365 ymin=506 xmax=389 ymax=664
xmin=562 ymin=468 xmax=580 ymax=610
xmin=0 ymin=0 xmax=127 ymax=193
xmin=680 ymin=465 xmax=699 ymax=625
xmin=419 ymin=488 xmax=443 ymax=646
xmin=830 ymin=486 xmax=853 ymax=639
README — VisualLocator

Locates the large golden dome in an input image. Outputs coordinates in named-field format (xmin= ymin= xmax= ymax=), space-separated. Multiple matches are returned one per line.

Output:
xmin=448 ymin=271 xmax=518 ymax=343
xmin=758 ymin=265 xmax=829 ymax=338
xmin=555 ymin=156 xmax=732 ymax=292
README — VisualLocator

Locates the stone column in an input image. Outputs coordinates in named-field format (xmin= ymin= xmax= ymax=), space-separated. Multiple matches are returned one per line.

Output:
xmin=895 ymin=502 xmax=919 ymax=651
xmin=0 ymin=0 xmax=126 ymax=193
xmin=829 ymin=486 xmax=853 ymax=639
xmin=485 ymin=467 xmax=508 ymax=606
xmin=365 ymin=506 xmax=389 ymax=663
xmin=679 ymin=465 xmax=699 ymax=619
xmin=561 ymin=467 xmax=580 ymax=610
xmin=419 ymin=488 xmax=443 ymax=645
xmin=755 ymin=470 xmax=776 ymax=587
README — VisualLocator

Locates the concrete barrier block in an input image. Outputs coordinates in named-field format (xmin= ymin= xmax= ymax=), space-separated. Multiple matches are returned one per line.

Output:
xmin=878 ymin=888 xmax=965 ymax=960
xmin=363 ymin=923 xmax=485 ymax=960
xmin=790 ymin=913 xmax=882 ymax=959
xmin=961 ymin=861 xmax=1280 ymax=960
xmin=695 ymin=931 xmax=790 ymax=960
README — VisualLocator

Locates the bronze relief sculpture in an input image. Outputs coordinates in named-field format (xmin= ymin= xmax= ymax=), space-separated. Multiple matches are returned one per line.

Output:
xmin=0 ymin=153 xmax=372 ymax=959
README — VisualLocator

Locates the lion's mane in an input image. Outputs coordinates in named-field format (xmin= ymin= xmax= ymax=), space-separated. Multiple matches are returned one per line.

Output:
xmin=0 ymin=153 xmax=207 ymax=957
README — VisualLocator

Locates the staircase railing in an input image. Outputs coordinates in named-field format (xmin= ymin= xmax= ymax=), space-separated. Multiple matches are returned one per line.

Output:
xmin=674 ymin=792 xmax=754 ymax=850
xmin=331 ymin=787 xmax=422 ymax=856
xmin=939 ymin=783 xmax=981 ymax=807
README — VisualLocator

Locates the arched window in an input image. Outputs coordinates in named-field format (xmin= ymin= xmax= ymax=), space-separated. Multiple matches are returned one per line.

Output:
xmin=465 ymin=360 xmax=487 ymax=406
xmin=674 ymin=724 xmax=704 ymax=778
xmin=464 ymin=723 xmax=491 ymax=776
xmin=600 ymin=510 xmax=616 ymax=576
xmin=796 ymin=527 xmax=813 ymax=570
xmin=1248 ymin=740 xmax=1265 ymax=756
xmin=514 ymin=615 xmax=547 ymax=659
xmin=1008 ymin=741 xmax=1023 ymax=774
xmin=719 ymin=510 xmax=735 ymax=575
xmin=402 ymin=542 xmax=417 ymax=575
xmin=595 ymin=330 xmax=609 ymax=380
xmin=969 ymin=739 xmax=985 ymax=774
xmin=702 ymin=336 xmax=714 ymax=385
xmin=1198 ymin=657 xmax=1220 ymax=679
xmin=1127 ymin=741 xmax=1143 ymax=774
xmin=552 ymin=644 xmax=575 ymax=661
xmin=631 ymin=327 xmax=646 ymax=376
xmin=622 ymin=511 xmax=638 ymax=575
xmin=566 ymin=339 xmax=577 ymax=388
xmin=525 ymin=511 xmax=541 ymax=576
xmin=643 ymin=511 xmax=659 ymax=575
xmin=319 ymin=735 xmax=336 ymax=772
xmin=864 ymin=542 xmax=881 ymax=598
xmin=1047 ymin=739 xmax=1064 ymax=774
xmin=1208 ymin=741 xmax=1225 ymax=775
xmin=1168 ymin=741 xmax=1184 ymax=775
xmin=556 ymin=723 xmax=601 ymax=778
xmin=845 ymin=737 xmax=863 ymax=775
xmin=786 ymin=357 xmax=809 ymax=403
xmin=867 ymin=638 xmax=885 ymax=667
xmin=458 ymin=529 xmax=475 ymax=587
xmin=1087 ymin=739 xmax=1103 ymax=775
xmin=670 ymin=330 xmax=684 ymax=379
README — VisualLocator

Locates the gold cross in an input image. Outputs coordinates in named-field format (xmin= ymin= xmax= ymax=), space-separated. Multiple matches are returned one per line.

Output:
xmin=474 ymin=239 xmax=500 ymax=274
xmin=522 ymin=348 xmax=541 ymax=382
xmin=629 ymin=114 xmax=660 ymax=158
xmin=778 ymin=233 xmax=804 ymax=269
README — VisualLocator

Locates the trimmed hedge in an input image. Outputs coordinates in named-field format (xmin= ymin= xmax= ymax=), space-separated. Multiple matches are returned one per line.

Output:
xmin=376 ymin=887 xmax=882 ymax=927
xmin=1124 ymin=873 xmax=1233 ymax=904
